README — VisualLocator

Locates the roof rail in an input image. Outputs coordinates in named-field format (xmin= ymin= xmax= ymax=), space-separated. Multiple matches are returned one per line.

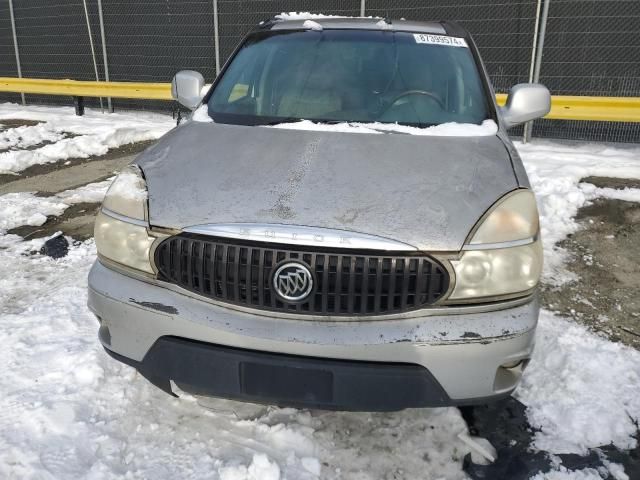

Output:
xmin=257 ymin=17 xmax=278 ymax=29
xmin=439 ymin=20 xmax=467 ymax=38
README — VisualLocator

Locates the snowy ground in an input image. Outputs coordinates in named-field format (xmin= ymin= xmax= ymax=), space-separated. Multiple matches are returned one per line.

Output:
xmin=0 ymin=104 xmax=173 ymax=174
xmin=0 ymin=104 xmax=639 ymax=479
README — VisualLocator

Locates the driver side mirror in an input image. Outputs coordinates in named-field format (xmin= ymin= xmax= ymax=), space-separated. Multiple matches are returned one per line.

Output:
xmin=500 ymin=84 xmax=551 ymax=128
xmin=171 ymin=70 xmax=205 ymax=110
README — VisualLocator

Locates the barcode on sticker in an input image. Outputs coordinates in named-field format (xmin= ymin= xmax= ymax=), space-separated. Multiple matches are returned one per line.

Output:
xmin=413 ymin=34 xmax=468 ymax=48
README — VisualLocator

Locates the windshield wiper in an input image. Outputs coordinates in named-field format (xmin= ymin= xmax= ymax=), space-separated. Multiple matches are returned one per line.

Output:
xmin=261 ymin=118 xmax=347 ymax=126
xmin=260 ymin=117 xmax=303 ymax=126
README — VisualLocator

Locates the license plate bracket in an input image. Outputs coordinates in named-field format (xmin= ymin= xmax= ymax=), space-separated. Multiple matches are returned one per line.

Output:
xmin=240 ymin=362 xmax=333 ymax=404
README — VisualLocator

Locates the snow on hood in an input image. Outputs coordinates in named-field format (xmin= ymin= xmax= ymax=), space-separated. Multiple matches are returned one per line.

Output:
xmin=139 ymin=121 xmax=516 ymax=252
xmin=106 ymin=169 xmax=147 ymax=202
xmin=268 ymin=119 xmax=498 ymax=137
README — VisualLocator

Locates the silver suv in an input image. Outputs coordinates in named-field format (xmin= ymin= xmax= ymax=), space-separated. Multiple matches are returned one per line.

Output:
xmin=88 ymin=17 xmax=550 ymax=411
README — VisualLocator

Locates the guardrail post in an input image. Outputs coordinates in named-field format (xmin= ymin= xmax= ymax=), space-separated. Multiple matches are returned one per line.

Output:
xmin=97 ymin=0 xmax=112 ymax=112
xmin=523 ymin=0 xmax=551 ymax=143
xmin=8 ymin=0 xmax=25 ymax=105
xmin=74 ymin=96 xmax=85 ymax=116
xmin=360 ymin=0 xmax=366 ymax=16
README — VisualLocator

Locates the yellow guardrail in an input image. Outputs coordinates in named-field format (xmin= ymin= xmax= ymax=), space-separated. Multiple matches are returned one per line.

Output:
xmin=1 ymin=77 xmax=639 ymax=122
xmin=496 ymin=93 xmax=640 ymax=123
xmin=0 ymin=77 xmax=172 ymax=100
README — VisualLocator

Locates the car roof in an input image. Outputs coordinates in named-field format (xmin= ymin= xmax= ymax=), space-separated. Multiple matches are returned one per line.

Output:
xmin=259 ymin=17 xmax=468 ymax=37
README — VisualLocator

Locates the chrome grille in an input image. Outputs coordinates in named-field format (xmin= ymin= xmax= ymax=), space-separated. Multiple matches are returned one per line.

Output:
xmin=154 ymin=235 xmax=450 ymax=316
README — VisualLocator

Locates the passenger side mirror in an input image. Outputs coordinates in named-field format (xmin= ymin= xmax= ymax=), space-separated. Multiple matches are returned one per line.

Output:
xmin=500 ymin=84 xmax=551 ymax=128
xmin=171 ymin=70 xmax=205 ymax=110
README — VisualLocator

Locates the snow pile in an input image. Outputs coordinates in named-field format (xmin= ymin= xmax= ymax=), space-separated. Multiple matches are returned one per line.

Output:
xmin=0 ymin=232 xmax=476 ymax=478
xmin=218 ymin=453 xmax=281 ymax=480
xmin=0 ymin=122 xmax=66 ymax=151
xmin=580 ymin=183 xmax=640 ymax=203
xmin=517 ymin=140 xmax=640 ymax=284
xmin=517 ymin=310 xmax=640 ymax=454
xmin=529 ymin=466 xmax=620 ymax=480
xmin=55 ymin=178 xmax=114 ymax=204
xmin=0 ymin=193 xmax=68 ymax=231
xmin=191 ymin=104 xmax=213 ymax=123
xmin=376 ymin=19 xmax=392 ymax=30
xmin=0 ymin=178 xmax=113 ymax=233
xmin=0 ymin=103 xmax=174 ymax=174
xmin=303 ymin=19 xmax=323 ymax=31
xmin=269 ymin=119 xmax=498 ymax=136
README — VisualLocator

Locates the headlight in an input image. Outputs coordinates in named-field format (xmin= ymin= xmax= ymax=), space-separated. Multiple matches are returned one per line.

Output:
xmin=467 ymin=190 xmax=539 ymax=245
xmin=95 ymin=166 xmax=155 ymax=274
xmin=102 ymin=165 xmax=147 ymax=220
xmin=448 ymin=190 xmax=542 ymax=302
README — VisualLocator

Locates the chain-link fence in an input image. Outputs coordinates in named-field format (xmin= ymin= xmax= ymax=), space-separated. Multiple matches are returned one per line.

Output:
xmin=0 ymin=1 xmax=25 ymax=104
xmin=532 ymin=0 xmax=640 ymax=142
xmin=1 ymin=0 xmax=638 ymax=142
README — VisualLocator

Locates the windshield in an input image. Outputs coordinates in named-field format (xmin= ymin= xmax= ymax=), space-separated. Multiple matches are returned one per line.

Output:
xmin=207 ymin=29 xmax=490 ymax=127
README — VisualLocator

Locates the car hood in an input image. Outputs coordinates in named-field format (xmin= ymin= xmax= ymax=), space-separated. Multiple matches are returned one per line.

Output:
xmin=137 ymin=121 xmax=518 ymax=251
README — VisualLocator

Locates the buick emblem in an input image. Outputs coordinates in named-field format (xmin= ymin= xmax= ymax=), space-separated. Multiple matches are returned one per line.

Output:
xmin=273 ymin=262 xmax=313 ymax=302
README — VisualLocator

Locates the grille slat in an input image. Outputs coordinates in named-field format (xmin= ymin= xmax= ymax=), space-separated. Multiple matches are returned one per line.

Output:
xmin=360 ymin=257 xmax=369 ymax=315
xmin=416 ymin=259 xmax=425 ymax=307
xmin=388 ymin=258 xmax=397 ymax=311
xmin=176 ymin=239 xmax=183 ymax=284
xmin=233 ymin=246 xmax=240 ymax=302
xmin=401 ymin=259 xmax=411 ymax=310
xmin=373 ymin=258 xmax=383 ymax=314
xmin=219 ymin=244 xmax=227 ymax=299
xmin=347 ymin=256 xmax=356 ymax=314
xmin=321 ymin=256 xmax=329 ymax=313
xmin=155 ymin=235 xmax=449 ymax=317
xmin=308 ymin=253 xmax=317 ymax=312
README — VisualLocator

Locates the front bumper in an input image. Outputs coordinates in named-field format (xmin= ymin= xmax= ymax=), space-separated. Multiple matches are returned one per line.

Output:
xmin=89 ymin=260 xmax=539 ymax=411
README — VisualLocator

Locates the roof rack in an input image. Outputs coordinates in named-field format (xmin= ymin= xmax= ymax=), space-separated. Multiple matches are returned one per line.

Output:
xmin=257 ymin=17 xmax=278 ymax=29
xmin=439 ymin=20 xmax=467 ymax=38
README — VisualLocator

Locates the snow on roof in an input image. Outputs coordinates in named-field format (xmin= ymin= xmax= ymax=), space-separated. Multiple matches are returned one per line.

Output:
xmin=274 ymin=12 xmax=354 ymax=21
xmin=302 ymin=19 xmax=323 ymax=31
xmin=376 ymin=19 xmax=393 ymax=30
xmin=266 ymin=13 xmax=448 ymax=35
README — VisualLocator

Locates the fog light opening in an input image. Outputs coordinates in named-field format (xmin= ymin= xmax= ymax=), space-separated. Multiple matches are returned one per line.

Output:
xmin=501 ymin=359 xmax=523 ymax=369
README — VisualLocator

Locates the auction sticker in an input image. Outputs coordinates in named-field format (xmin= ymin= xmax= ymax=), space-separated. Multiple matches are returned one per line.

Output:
xmin=413 ymin=34 xmax=468 ymax=48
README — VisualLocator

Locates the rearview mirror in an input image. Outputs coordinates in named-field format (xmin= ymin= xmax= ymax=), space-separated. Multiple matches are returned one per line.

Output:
xmin=500 ymin=84 xmax=551 ymax=128
xmin=171 ymin=70 xmax=205 ymax=110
